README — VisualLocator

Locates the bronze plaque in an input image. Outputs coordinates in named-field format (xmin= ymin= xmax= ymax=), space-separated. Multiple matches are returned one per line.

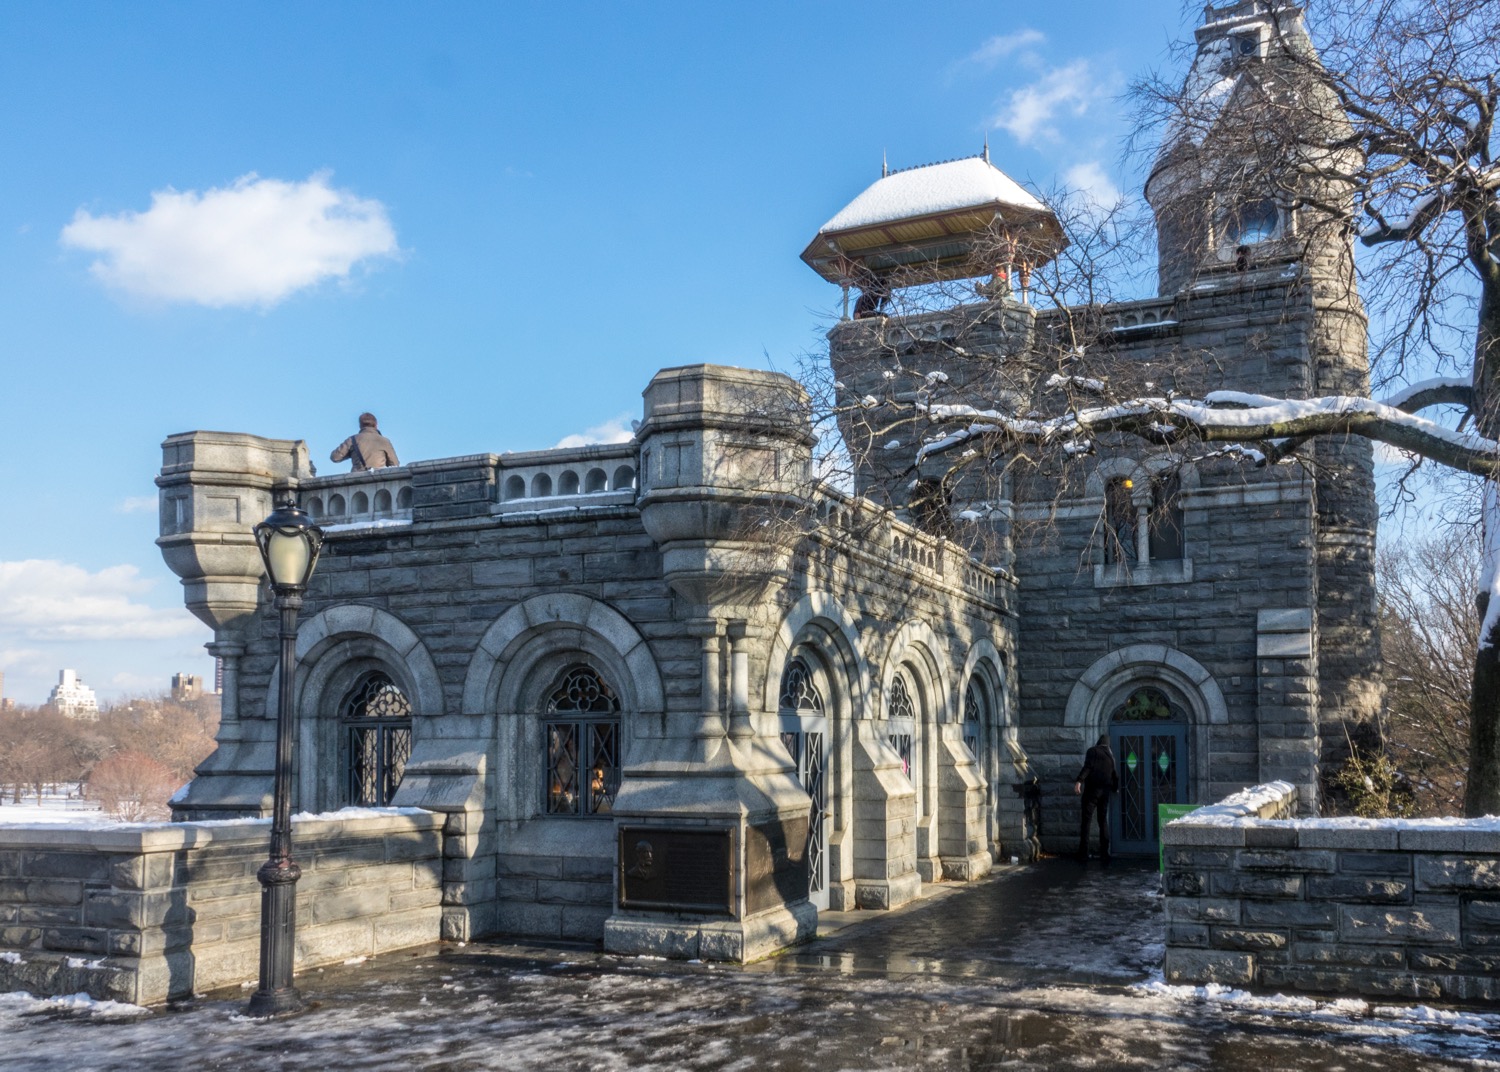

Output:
xmin=619 ymin=826 xmax=733 ymax=915
xmin=744 ymin=816 xmax=810 ymax=916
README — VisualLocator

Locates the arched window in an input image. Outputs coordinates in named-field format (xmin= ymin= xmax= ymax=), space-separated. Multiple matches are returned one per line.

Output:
xmin=352 ymin=490 xmax=370 ymax=515
xmin=558 ymin=470 xmax=580 ymax=495
xmin=397 ymin=485 xmax=413 ymax=510
xmin=887 ymin=672 xmax=915 ymax=778
xmin=373 ymin=488 xmax=393 ymax=516
xmin=340 ymin=671 xmax=412 ymax=807
xmin=329 ymin=493 xmax=347 ymax=516
xmin=585 ymin=467 xmax=608 ymax=493
xmin=532 ymin=473 xmax=553 ymax=497
xmin=544 ymin=665 xmax=621 ymax=817
xmin=964 ymin=679 xmax=984 ymax=762
xmin=1227 ymin=199 xmax=1280 ymax=246
xmin=1148 ymin=473 xmax=1184 ymax=562
xmin=1104 ymin=477 xmax=1136 ymax=564
xmin=612 ymin=465 xmax=635 ymax=491
xmin=778 ymin=658 xmax=823 ymax=712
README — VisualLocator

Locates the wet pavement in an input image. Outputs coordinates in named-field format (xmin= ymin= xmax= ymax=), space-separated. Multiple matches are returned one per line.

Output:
xmin=4 ymin=859 xmax=1498 ymax=1071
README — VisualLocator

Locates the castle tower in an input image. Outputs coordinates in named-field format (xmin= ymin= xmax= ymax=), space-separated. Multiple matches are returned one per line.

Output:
xmin=1147 ymin=1 xmax=1382 ymax=761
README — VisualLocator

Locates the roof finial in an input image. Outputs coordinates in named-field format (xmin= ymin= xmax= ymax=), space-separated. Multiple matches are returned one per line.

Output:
xmin=982 ymin=135 xmax=990 ymax=163
xmin=882 ymin=149 xmax=889 ymax=178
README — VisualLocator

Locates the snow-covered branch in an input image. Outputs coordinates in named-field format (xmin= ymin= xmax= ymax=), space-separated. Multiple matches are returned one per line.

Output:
xmin=916 ymin=392 xmax=1500 ymax=476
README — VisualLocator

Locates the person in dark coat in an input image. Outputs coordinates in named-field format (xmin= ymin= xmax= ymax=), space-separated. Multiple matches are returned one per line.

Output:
xmin=1074 ymin=734 xmax=1119 ymax=862
xmin=330 ymin=412 xmax=400 ymax=471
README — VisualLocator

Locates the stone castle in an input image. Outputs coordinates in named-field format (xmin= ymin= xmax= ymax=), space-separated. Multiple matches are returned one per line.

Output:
xmin=152 ymin=0 xmax=1378 ymax=964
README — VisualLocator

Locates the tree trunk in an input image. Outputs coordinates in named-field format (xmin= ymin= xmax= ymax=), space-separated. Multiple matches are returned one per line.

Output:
xmin=1470 ymin=627 xmax=1500 ymax=815
xmin=1464 ymin=269 xmax=1500 ymax=818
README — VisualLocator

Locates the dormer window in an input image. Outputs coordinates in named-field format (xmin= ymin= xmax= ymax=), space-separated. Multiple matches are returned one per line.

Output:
xmin=1229 ymin=26 xmax=1268 ymax=61
xmin=1227 ymin=199 xmax=1280 ymax=245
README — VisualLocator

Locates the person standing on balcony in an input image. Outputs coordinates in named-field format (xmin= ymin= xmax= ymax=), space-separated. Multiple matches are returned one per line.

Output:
xmin=331 ymin=412 xmax=399 ymax=471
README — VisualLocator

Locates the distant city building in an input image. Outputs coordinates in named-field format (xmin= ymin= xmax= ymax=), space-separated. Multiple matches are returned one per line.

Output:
xmin=0 ymin=698 xmax=14 ymax=712
xmin=172 ymin=673 xmax=206 ymax=704
xmin=48 ymin=669 xmax=99 ymax=721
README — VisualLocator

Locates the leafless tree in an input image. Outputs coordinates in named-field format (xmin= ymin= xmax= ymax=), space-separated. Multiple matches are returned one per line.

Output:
xmin=1379 ymin=525 xmax=1480 ymax=813
xmin=86 ymin=751 xmax=178 ymax=822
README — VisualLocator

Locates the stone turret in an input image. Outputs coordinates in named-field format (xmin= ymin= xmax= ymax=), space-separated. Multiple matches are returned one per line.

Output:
xmin=1145 ymin=1 xmax=1360 ymax=296
xmin=156 ymin=431 xmax=312 ymax=721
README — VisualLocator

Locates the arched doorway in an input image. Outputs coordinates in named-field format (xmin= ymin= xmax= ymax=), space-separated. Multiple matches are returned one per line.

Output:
xmin=778 ymin=656 xmax=830 ymax=910
xmin=1108 ymin=686 xmax=1189 ymax=856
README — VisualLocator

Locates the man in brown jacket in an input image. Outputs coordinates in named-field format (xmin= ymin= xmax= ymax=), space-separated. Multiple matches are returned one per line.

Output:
xmin=330 ymin=413 xmax=400 ymax=471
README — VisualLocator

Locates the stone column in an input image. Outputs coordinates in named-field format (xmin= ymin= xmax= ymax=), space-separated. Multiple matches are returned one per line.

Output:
xmin=726 ymin=621 xmax=755 ymax=740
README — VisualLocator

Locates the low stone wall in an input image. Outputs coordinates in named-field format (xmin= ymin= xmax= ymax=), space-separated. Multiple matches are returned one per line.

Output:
xmin=1163 ymin=782 xmax=1500 ymax=1004
xmin=0 ymin=808 xmax=443 ymax=1006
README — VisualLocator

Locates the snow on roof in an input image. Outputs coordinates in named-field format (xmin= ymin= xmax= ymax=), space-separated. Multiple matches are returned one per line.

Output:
xmin=819 ymin=156 xmax=1046 ymax=234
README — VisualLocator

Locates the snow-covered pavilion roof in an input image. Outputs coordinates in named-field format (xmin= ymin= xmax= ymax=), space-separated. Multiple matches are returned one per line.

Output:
xmin=801 ymin=154 xmax=1064 ymax=286
xmin=818 ymin=156 xmax=1046 ymax=234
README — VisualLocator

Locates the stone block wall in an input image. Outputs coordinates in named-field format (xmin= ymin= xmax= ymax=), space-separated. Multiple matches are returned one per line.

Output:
xmin=1163 ymin=782 xmax=1500 ymax=1004
xmin=0 ymin=809 xmax=443 ymax=1006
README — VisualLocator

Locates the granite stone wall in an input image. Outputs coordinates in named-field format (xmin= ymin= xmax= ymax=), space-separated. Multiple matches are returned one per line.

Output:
xmin=1163 ymin=783 xmax=1500 ymax=1004
xmin=0 ymin=809 xmax=443 ymax=1006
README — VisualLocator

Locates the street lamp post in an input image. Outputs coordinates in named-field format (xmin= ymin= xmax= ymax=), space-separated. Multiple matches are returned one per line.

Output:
xmin=247 ymin=493 xmax=323 ymax=1017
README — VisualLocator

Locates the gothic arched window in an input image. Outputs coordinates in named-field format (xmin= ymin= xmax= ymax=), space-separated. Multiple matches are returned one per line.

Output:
xmin=887 ymin=672 xmax=915 ymax=778
xmin=964 ymin=679 xmax=984 ymax=762
xmin=778 ymin=658 xmax=824 ymax=712
xmin=340 ymin=671 xmax=412 ymax=807
xmin=544 ymin=665 xmax=621 ymax=817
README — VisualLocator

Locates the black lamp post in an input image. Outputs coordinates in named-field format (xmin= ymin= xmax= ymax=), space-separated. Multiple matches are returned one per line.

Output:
xmin=247 ymin=493 xmax=323 ymax=1017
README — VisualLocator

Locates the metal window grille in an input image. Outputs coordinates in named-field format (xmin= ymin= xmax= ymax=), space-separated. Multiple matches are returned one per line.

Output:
xmin=340 ymin=672 xmax=412 ymax=807
xmin=544 ymin=665 xmax=621 ymax=817
xmin=963 ymin=680 xmax=982 ymax=760
xmin=888 ymin=673 xmax=915 ymax=777
xmin=778 ymin=658 xmax=824 ymax=712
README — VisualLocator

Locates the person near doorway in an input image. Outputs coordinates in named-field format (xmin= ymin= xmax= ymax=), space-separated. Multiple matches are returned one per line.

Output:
xmin=1074 ymin=734 xmax=1119 ymax=863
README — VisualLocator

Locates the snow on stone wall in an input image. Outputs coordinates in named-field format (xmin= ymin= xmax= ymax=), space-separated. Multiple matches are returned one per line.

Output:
xmin=1162 ymin=782 xmax=1500 ymax=1004
xmin=0 ymin=808 xmax=443 ymax=1005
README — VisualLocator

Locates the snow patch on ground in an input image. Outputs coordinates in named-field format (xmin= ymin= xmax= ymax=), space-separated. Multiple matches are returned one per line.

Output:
xmin=0 ymin=991 xmax=148 ymax=1020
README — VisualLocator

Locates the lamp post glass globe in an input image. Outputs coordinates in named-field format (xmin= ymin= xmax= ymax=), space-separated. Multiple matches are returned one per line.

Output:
xmin=254 ymin=499 xmax=324 ymax=590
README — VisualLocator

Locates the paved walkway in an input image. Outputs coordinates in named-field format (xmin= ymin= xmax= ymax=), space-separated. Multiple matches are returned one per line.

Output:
xmin=3 ymin=859 xmax=1498 ymax=1071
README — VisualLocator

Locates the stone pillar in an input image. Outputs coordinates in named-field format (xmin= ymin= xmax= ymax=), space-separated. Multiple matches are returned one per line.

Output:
xmin=726 ymin=621 xmax=755 ymax=740
xmin=1255 ymin=609 xmax=1321 ymax=816
xmin=604 ymin=364 xmax=819 ymax=963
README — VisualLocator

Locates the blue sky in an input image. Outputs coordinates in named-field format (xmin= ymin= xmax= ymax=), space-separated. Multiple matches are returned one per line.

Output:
xmin=0 ymin=0 xmax=1216 ymax=703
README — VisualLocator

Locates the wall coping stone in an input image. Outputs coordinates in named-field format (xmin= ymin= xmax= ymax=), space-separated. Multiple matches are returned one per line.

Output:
xmin=0 ymin=807 xmax=440 ymax=853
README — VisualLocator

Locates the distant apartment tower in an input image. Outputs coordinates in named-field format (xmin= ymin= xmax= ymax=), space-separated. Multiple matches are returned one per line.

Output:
xmin=171 ymin=673 xmax=206 ymax=704
xmin=49 ymin=669 xmax=100 ymax=721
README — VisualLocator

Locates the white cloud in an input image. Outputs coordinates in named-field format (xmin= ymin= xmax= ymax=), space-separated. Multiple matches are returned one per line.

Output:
xmin=118 ymin=495 xmax=158 ymax=514
xmin=0 ymin=560 xmax=204 ymax=642
xmin=554 ymin=415 xmax=637 ymax=449
xmin=1063 ymin=162 xmax=1124 ymax=209
xmin=992 ymin=59 xmax=1115 ymax=146
xmin=960 ymin=29 xmax=1046 ymax=70
xmin=60 ymin=172 xmax=399 ymax=308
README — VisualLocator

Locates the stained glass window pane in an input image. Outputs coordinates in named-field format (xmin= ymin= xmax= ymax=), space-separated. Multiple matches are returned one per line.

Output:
xmin=340 ymin=672 xmax=412 ymax=807
xmin=544 ymin=665 xmax=621 ymax=818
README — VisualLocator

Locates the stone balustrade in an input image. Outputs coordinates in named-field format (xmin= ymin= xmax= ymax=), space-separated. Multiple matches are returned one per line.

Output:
xmin=304 ymin=468 xmax=414 ymax=524
xmin=0 ymin=809 xmax=443 ymax=1005
xmin=493 ymin=444 xmax=638 ymax=514
xmin=1163 ymin=781 xmax=1500 ymax=1004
